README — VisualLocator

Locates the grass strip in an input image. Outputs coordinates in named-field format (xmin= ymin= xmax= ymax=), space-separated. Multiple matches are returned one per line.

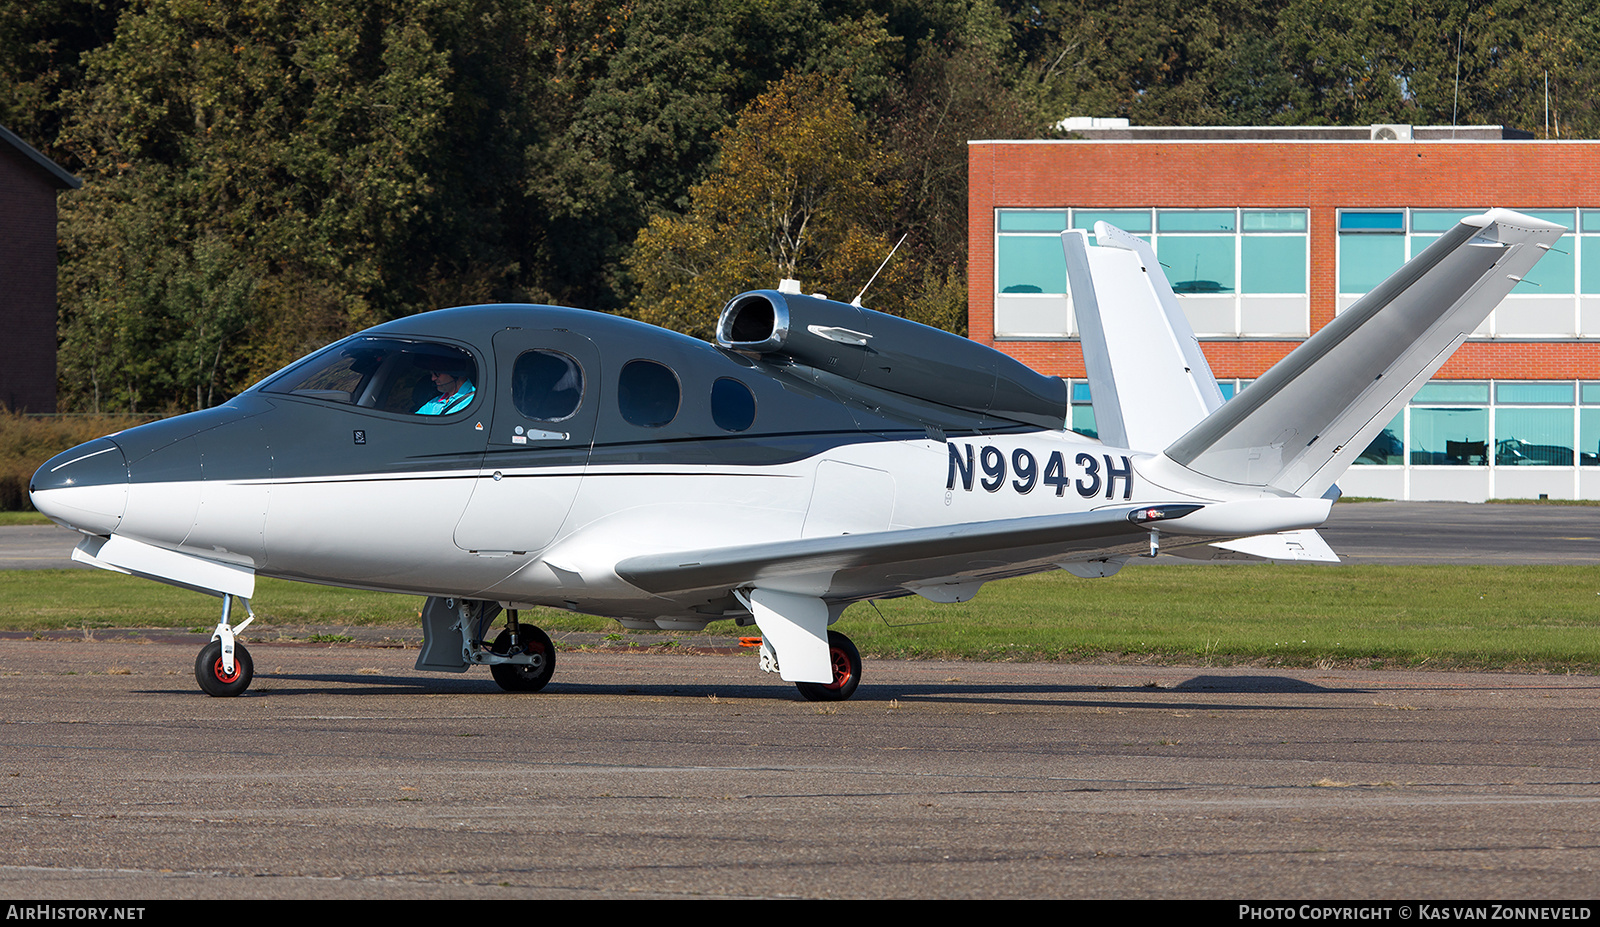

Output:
xmin=5 ymin=564 xmax=1600 ymax=672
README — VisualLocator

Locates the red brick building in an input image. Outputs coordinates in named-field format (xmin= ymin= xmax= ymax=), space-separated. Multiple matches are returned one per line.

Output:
xmin=968 ymin=125 xmax=1600 ymax=501
xmin=0 ymin=126 xmax=79 ymax=413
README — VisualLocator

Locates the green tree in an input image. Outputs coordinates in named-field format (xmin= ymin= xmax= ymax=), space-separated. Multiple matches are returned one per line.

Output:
xmin=56 ymin=0 xmax=463 ymax=409
xmin=0 ymin=0 xmax=122 ymax=168
xmin=628 ymin=72 xmax=905 ymax=339
xmin=527 ymin=0 xmax=898 ymax=312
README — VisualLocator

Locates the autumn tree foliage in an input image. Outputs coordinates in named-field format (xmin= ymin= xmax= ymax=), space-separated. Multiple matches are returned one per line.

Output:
xmin=628 ymin=74 xmax=908 ymax=339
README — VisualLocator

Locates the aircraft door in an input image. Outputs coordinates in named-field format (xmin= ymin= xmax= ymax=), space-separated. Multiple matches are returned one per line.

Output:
xmin=454 ymin=329 xmax=600 ymax=554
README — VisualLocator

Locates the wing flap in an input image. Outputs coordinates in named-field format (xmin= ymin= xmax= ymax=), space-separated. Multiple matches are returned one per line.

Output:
xmin=615 ymin=506 xmax=1183 ymax=601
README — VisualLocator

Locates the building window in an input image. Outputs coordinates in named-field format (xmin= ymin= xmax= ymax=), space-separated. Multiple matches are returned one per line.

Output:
xmin=994 ymin=208 xmax=1308 ymax=339
xmin=1242 ymin=211 xmax=1309 ymax=295
xmin=1337 ymin=210 xmax=1406 ymax=294
xmin=1581 ymin=382 xmax=1600 ymax=466
xmin=996 ymin=211 xmax=1068 ymax=295
xmin=1351 ymin=379 xmax=1599 ymax=470
xmin=1408 ymin=381 xmax=1489 ymax=466
xmin=1340 ymin=208 xmax=1585 ymax=336
xmin=1157 ymin=210 xmax=1236 ymax=294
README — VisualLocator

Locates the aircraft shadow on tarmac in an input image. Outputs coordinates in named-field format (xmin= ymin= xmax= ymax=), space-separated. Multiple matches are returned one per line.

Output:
xmin=135 ymin=671 xmax=1375 ymax=705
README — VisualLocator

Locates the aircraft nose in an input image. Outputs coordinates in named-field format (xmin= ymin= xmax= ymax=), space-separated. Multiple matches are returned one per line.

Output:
xmin=30 ymin=437 xmax=129 ymax=536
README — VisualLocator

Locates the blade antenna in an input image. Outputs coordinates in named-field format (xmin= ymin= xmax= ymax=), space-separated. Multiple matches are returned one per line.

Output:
xmin=851 ymin=233 xmax=909 ymax=307
xmin=869 ymin=599 xmax=943 ymax=628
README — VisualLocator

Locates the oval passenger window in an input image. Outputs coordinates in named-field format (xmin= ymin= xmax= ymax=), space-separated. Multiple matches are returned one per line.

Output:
xmin=512 ymin=350 xmax=583 ymax=421
xmin=618 ymin=359 xmax=680 ymax=427
xmin=711 ymin=377 xmax=756 ymax=432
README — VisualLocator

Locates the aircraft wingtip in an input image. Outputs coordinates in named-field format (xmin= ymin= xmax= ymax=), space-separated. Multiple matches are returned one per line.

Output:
xmin=1464 ymin=208 xmax=1568 ymax=232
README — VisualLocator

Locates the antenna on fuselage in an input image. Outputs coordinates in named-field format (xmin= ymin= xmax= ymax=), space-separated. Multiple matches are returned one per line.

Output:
xmin=851 ymin=233 xmax=908 ymax=307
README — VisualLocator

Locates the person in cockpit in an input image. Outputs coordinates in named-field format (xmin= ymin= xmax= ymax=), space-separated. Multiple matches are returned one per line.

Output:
xmin=417 ymin=359 xmax=475 ymax=415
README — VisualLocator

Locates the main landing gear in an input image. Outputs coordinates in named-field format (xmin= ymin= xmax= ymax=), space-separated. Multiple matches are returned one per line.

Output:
xmin=414 ymin=597 xmax=557 ymax=691
xmin=794 ymin=630 xmax=862 ymax=702
xmin=487 ymin=613 xmax=555 ymax=692
xmin=196 ymin=594 xmax=255 ymax=697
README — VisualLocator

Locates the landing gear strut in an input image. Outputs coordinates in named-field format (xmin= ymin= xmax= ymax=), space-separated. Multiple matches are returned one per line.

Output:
xmin=196 ymin=594 xmax=255 ymax=697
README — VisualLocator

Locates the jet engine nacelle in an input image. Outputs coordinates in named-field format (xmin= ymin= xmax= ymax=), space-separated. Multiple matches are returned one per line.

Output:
xmin=717 ymin=290 xmax=1068 ymax=430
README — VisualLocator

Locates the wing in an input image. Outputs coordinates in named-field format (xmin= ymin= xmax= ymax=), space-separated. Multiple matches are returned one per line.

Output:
xmin=615 ymin=505 xmax=1175 ymax=603
xmin=613 ymin=497 xmax=1332 ymax=604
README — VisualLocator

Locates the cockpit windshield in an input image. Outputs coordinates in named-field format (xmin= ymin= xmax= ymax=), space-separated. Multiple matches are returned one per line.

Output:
xmin=262 ymin=337 xmax=479 ymax=416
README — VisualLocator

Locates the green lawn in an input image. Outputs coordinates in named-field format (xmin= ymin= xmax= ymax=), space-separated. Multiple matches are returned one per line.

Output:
xmin=6 ymin=564 xmax=1600 ymax=672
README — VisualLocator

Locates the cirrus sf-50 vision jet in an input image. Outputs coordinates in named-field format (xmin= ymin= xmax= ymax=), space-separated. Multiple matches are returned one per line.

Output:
xmin=31 ymin=210 xmax=1563 ymax=699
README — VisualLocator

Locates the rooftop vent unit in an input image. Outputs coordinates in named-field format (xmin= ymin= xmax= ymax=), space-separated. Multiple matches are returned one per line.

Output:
xmin=1371 ymin=124 xmax=1413 ymax=141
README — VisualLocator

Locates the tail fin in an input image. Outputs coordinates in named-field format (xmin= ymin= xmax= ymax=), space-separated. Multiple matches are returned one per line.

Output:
xmin=1062 ymin=223 xmax=1225 ymax=451
xmin=1164 ymin=209 xmax=1565 ymax=497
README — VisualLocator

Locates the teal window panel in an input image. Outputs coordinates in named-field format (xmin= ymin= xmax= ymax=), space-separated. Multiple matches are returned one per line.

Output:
xmin=1583 ymin=210 xmax=1600 ymax=233
xmin=1242 ymin=210 xmax=1307 ymax=232
xmin=1410 ymin=234 xmax=1438 ymax=259
xmin=1354 ymin=413 xmax=1405 ymax=465
xmin=1514 ymin=233 xmax=1574 ymax=294
xmin=1071 ymin=404 xmax=1098 ymax=439
xmin=1414 ymin=381 xmax=1489 ymax=403
xmin=1409 ymin=407 xmax=1489 ymax=465
xmin=1495 ymin=407 xmax=1574 ymax=466
xmin=1159 ymin=236 xmax=1235 ymax=293
xmin=1339 ymin=211 xmax=1404 ymax=232
xmin=996 ymin=236 xmax=1067 ymax=294
xmin=1158 ymin=210 xmax=1235 ymax=232
xmin=1242 ymin=235 xmax=1307 ymax=294
xmin=1218 ymin=382 xmax=1235 ymax=400
xmin=998 ymin=210 xmax=1067 ymax=232
xmin=1581 ymin=240 xmax=1600 ymax=294
xmin=1071 ymin=382 xmax=1092 ymax=403
xmin=1072 ymin=209 xmax=1151 ymax=233
xmin=1411 ymin=210 xmax=1477 ymax=232
xmin=1582 ymin=382 xmax=1600 ymax=404
xmin=1496 ymin=382 xmax=1573 ymax=404
xmin=1339 ymin=234 xmax=1405 ymax=293
xmin=1519 ymin=209 xmax=1575 ymax=227
xmin=1582 ymin=408 xmax=1600 ymax=465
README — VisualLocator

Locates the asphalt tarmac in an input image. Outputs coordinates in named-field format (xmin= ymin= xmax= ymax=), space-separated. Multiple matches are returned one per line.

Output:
xmin=1 ymin=503 xmax=1597 ymax=899
xmin=2 ymin=640 xmax=1598 ymax=899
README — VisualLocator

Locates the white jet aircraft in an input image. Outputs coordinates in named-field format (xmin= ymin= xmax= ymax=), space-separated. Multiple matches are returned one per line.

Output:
xmin=30 ymin=209 xmax=1563 ymax=699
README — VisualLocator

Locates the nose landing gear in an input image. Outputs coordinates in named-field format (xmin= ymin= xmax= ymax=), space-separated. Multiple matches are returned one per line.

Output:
xmin=196 ymin=594 xmax=256 ymax=697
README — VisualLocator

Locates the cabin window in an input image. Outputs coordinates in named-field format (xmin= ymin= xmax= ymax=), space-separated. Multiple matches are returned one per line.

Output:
xmin=264 ymin=337 xmax=479 ymax=416
xmin=512 ymin=350 xmax=583 ymax=421
xmin=618 ymin=360 xmax=680 ymax=427
xmin=711 ymin=378 xmax=756 ymax=432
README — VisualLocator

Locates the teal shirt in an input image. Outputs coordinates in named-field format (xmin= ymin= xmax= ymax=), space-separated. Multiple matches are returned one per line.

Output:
xmin=417 ymin=380 xmax=475 ymax=415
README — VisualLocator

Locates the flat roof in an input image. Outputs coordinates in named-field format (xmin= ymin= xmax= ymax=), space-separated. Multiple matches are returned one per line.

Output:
xmin=0 ymin=125 xmax=80 ymax=189
xmin=971 ymin=124 xmax=1554 ymax=144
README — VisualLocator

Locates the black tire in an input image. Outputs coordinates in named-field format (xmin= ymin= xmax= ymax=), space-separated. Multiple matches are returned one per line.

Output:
xmin=795 ymin=630 xmax=861 ymax=702
xmin=196 ymin=640 xmax=253 ymax=697
xmin=489 ymin=625 xmax=555 ymax=692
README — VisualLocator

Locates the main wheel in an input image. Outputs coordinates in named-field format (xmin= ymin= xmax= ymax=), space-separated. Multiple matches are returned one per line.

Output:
xmin=795 ymin=630 xmax=861 ymax=702
xmin=196 ymin=640 xmax=253 ymax=697
xmin=489 ymin=625 xmax=555 ymax=692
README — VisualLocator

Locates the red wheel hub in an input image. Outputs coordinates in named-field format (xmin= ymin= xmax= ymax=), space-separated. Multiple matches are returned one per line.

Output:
xmin=212 ymin=657 xmax=241 ymax=684
xmin=823 ymin=646 xmax=852 ymax=690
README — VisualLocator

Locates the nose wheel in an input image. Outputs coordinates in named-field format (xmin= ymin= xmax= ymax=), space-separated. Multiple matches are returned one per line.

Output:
xmin=196 ymin=594 xmax=256 ymax=697
xmin=196 ymin=639 xmax=254 ymax=697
